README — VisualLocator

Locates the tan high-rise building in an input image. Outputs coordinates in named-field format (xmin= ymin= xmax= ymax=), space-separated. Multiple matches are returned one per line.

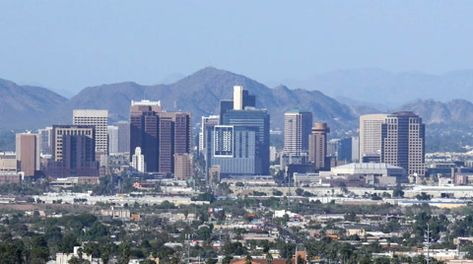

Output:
xmin=174 ymin=153 xmax=192 ymax=180
xmin=73 ymin=109 xmax=109 ymax=157
xmin=283 ymin=111 xmax=313 ymax=156
xmin=16 ymin=133 xmax=39 ymax=177
xmin=308 ymin=122 xmax=330 ymax=170
xmin=359 ymin=114 xmax=388 ymax=160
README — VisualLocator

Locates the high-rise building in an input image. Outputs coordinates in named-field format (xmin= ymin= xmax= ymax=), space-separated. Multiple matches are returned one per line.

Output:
xmin=359 ymin=114 xmax=388 ymax=160
xmin=220 ymin=86 xmax=269 ymax=175
xmin=221 ymin=109 xmax=270 ymax=175
xmin=116 ymin=121 xmax=130 ymax=153
xmin=73 ymin=109 xmax=109 ymax=157
xmin=351 ymin=136 xmax=360 ymax=162
xmin=211 ymin=125 xmax=257 ymax=176
xmin=38 ymin=127 xmax=53 ymax=156
xmin=107 ymin=125 xmax=119 ymax=154
xmin=199 ymin=115 xmax=219 ymax=172
xmin=48 ymin=125 xmax=98 ymax=177
xmin=381 ymin=112 xmax=425 ymax=178
xmin=174 ymin=153 xmax=192 ymax=180
xmin=16 ymin=133 xmax=39 ymax=177
xmin=308 ymin=122 xmax=330 ymax=171
xmin=131 ymin=147 xmax=145 ymax=173
xmin=233 ymin=85 xmax=256 ymax=110
xmin=199 ymin=115 xmax=219 ymax=153
xmin=52 ymin=125 xmax=95 ymax=162
xmin=62 ymin=134 xmax=97 ymax=176
xmin=283 ymin=111 xmax=313 ymax=156
xmin=129 ymin=100 xmax=191 ymax=174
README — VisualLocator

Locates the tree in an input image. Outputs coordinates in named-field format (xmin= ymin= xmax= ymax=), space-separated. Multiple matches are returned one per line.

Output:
xmin=266 ymin=252 xmax=273 ymax=264
xmin=245 ymin=255 xmax=253 ymax=264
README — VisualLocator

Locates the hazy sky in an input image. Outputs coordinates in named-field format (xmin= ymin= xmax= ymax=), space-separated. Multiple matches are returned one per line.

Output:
xmin=1 ymin=0 xmax=473 ymax=95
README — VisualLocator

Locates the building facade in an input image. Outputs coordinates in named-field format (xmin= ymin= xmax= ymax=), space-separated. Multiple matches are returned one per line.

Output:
xmin=283 ymin=110 xmax=313 ymax=156
xmin=129 ymin=100 xmax=191 ymax=175
xmin=381 ymin=111 xmax=425 ymax=177
xmin=359 ymin=114 xmax=388 ymax=160
xmin=16 ymin=133 xmax=39 ymax=177
xmin=308 ymin=122 xmax=330 ymax=171
xmin=73 ymin=109 xmax=109 ymax=157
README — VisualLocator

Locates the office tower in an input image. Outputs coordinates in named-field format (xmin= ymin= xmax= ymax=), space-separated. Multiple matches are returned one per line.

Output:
xmin=381 ymin=111 xmax=425 ymax=177
xmin=351 ymin=136 xmax=360 ymax=162
xmin=48 ymin=125 xmax=98 ymax=177
xmin=221 ymin=109 xmax=270 ymax=175
xmin=129 ymin=100 xmax=191 ymax=174
xmin=211 ymin=125 xmax=257 ymax=176
xmin=73 ymin=109 xmax=109 ymax=157
xmin=217 ymin=86 xmax=270 ymax=175
xmin=116 ymin=121 xmax=130 ymax=153
xmin=308 ymin=122 xmax=330 ymax=170
xmin=16 ymin=133 xmax=39 ymax=177
xmin=52 ymin=125 xmax=95 ymax=162
xmin=283 ymin=111 xmax=313 ymax=156
xmin=62 ymin=134 xmax=97 ymax=176
xmin=200 ymin=115 xmax=219 ymax=173
xmin=174 ymin=153 xmax=192 ymax=180
xmin=107 ymin=125 xmax=119 ymax=154
xmin=359 ymin=114 xmax=388 ymax=160
xmin=131 ymin=147 xmax=145 ymax=173
xmin=233 ymin=85 xmax=256 ymax=110
xmin=38 ymin=127 xmax=53 ymax=156
xmin=199 ymin=115 xmax=219 ymax=153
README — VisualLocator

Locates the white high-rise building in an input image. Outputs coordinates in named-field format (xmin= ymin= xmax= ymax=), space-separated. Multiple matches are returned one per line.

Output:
xmin=283 ymin=111 xmax=313 ymax=156
xmin=199 ymin=115 xmax=219 ymax=153
xmin=233 ymin=85 xmax=245 ymax=110
xmin=359 ymin=114 xmax=388 ymax=160
xmin=131 ymin=147 xmax=145 ymax=173
xmin=38 ymin=126 xmax=53 ymax=156
xmin=107 ymin=125 xmax=119 ymax=154
xmin=73 ymin=109 xmax=109 ymax=157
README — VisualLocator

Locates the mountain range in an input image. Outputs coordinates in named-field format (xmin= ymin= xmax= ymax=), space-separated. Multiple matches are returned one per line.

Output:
xmin=2 ymin=67 xmax=473 ymax=131
xmin=0 ymin=67 xmax=355 ymax=130
xmin=284 ymin=68 xmax=473 ymax=106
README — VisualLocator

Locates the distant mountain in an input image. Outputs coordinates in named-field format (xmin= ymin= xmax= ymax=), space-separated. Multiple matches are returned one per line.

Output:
xmin=285 ymin=68 xmax=473 ymax=106
xmin=397 ymin=99 xmax=473 ymax=125
xmin=0 ymin=78 xmax=67 ymax=129
xmin=0 ymin=67 xmax=357 ymax=130
xmin=64 ymin=67 xmax=356 ymax=129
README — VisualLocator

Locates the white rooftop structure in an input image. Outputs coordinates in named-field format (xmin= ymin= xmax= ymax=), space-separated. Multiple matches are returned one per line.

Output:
xmin=131 ymin=99 xmax=161 ymax=106
xmin=331 ymin=162 xmax=406 ymax=178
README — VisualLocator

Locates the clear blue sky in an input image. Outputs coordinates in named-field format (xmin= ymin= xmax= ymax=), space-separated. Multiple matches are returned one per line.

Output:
xmin=1 ymin=0 xmax=473 ymax=95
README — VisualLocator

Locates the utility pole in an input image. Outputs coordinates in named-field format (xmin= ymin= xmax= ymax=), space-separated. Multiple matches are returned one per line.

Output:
xmin=425 ymin=223 xmax=431 ymax=264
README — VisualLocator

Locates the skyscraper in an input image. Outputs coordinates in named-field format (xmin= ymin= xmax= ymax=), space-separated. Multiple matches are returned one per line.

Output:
xmin=73 ymin=109 xmax=109 ymax=157
xmin=174 ymin=153 xmax=192 ymax=180
xmin=308 ymin=122 xmax=330 ymax=171
xmin=38 ymin=127 xmax=53 ymax=156
xmin=359 ymin=114 xmax=388 ymax=160
xmin=107 ymin=125 xmax=119 ymax=154
xmin=129 ymin=100 xmax=191 ymax=175
xmin=283 ymin=111 xmax=313 ymax=156
xmin=215 ymin=85 xmax=270 ymax=175
xmin=48 ymin=125 xmax=98 ymax=177
xmin=381 ymin=111 xmax=425 ymax=178
xmin=221 ymin=109 xmax=270 ymax=175
xmin=116 ymin=121 xmax=130 ymax=153
xmin=16 ymin=133 xmax=39 ymax=177
xmin=211 ymin=125 xmax=257 ymax=176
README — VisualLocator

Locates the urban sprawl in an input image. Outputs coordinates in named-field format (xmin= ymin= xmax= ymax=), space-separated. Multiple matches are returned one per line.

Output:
xmin=2 ymin=86 xmax=473 ymax=264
